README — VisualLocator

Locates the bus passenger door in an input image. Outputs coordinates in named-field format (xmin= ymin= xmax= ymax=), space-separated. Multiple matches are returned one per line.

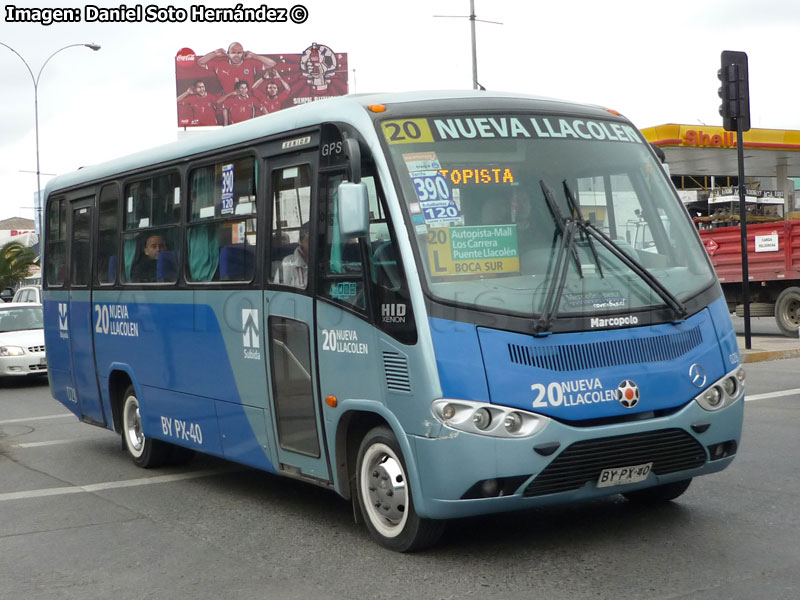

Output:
xmin=67 ymin=199 xmax=105 ymax=425
xmin=263 ymin=158 xmax=330 ymax=482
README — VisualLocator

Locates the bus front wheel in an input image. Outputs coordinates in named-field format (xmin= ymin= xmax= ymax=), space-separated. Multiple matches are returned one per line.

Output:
xmin=121 ymin=385 xmax=170 ymax=468
xmin=355 ymin=426 xmax=444 ymax=552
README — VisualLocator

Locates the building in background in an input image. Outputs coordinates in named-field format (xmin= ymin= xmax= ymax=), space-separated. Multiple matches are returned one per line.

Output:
xmin=642 ymin=124 xmax=800 ymax=223
xmin=0 ymin=217 xmax=37 ymax=247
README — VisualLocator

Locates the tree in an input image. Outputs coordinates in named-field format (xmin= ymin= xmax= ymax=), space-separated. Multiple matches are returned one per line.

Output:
xmin=0 ymin=241 xmax=37 ymax=291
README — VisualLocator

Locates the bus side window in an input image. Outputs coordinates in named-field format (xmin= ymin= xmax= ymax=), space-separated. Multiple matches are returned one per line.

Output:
xmin=364 ymin=176 xmax=417 ymax=345
xmin=45 ymin=198 xmax=67 ymax=287
xmin=318 ymin=172 xmax=366 ymax=310
xmin=187 ymin=157 xmax=257 ymax=283
xmin=122 ymin=171 xmax=181 ymax=284
xmin=96 ymin=184 xmax=119 ymax=285
xmin=270 ymin=165 xmax=311 ymax=288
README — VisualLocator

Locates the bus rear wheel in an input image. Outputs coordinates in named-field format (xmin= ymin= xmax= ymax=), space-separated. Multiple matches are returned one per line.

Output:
xmin=622 ymin=478 xmax=692 ymax=504
xmin=121 ymin=385 xmax=170 ymax=468
xmin=355 ymin=426 xmax=444 ymax=552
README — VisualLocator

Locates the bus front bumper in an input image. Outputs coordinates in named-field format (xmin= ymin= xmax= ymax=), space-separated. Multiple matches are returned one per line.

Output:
xmin=408 ymin=397 xmax=743 ymax=520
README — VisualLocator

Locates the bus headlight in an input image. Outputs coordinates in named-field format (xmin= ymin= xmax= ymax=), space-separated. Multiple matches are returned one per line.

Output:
xmin=442 ymin=403 xmax=456 ymax=420
xmin=721 ymin=376 xmax=737 ymax=397
xmin=504 ymin=412 xmax=524 ymax=434
xmin=472 ymin=408 xmax=492 ymax=430
xmin=703 ymin=387 xmax=722 ymax=407
xmin=431 ymin=399 xmax=549 ymax=438
xmin=694 ymin=367 xmax=744 ymax=411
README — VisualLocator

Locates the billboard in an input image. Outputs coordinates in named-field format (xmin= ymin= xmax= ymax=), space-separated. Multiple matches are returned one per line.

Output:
xmin=175 ymin=42 xmax=348 ymax=128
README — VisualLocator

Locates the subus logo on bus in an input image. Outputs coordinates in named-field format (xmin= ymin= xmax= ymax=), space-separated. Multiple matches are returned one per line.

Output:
xmin=58 ymin=303 xmax=69 ymax=339
xmin=242 ymin=309 xmax=261 ymax=360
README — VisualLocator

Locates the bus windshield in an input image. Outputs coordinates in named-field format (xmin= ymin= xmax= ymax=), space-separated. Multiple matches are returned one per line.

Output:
xmin=381 ymin=113 xmax=716 ymax=320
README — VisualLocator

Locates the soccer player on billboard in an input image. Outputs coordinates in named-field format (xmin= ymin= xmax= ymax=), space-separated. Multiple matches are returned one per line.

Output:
xmin=253 ymin=69 xmax=292 ymax=113
xmin=220 ymin=81 xmax=266 ymax=126
xmin=197 ymin=42 xmax=276 ymax=94
xmin=177 ymin=80 xmax=220 ymax=126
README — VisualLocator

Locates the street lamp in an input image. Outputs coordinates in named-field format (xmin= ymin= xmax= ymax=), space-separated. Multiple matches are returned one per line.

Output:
xmin=0 ymin=42 xmax=101 ymax=232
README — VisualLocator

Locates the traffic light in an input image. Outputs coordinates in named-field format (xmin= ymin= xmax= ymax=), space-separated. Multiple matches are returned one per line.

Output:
xmin=718 ymin=50 xmax=750 ymax=132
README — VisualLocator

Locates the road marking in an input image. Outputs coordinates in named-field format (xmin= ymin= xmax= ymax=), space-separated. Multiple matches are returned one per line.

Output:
xmin=0 ymin=413 xmax=74 ymax=425
xmin=745 ymin=388 xmax=800 ymax=402
xmin=0 ymin=469 xmax=227 ymax=503
xmin=12 ymin=439 xmax=82 ymax=448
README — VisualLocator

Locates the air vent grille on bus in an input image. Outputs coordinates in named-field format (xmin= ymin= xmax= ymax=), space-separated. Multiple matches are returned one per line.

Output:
xmin=523 ymin=428 xmax=706 ymax=497
xmin=508 ymin=326 xmax=702 ymax=372
xmin=383 ymin=351 xmax=411 ymax=393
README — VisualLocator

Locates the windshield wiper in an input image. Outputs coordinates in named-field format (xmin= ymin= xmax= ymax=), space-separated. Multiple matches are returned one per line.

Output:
xmin=535 ymin=179 xmax=585 ymax=334
xmin=534 ymin=209 xmax=579 ymax=334
xmin=562 ymin=181 xmax=688 ymax=320
xmin=534 ymin=179 xmax=688 ymax=334
xmin=539 ymin=179 xmax=582 ymax=279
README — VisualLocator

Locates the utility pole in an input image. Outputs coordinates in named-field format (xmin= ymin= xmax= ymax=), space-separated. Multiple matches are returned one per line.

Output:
xmin=434 ymin=1 xmax=501 ymax=90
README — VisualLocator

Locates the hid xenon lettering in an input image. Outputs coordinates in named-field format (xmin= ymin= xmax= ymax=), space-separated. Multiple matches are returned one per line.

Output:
xmin=381 ymin=304 xmax=407 ymax=323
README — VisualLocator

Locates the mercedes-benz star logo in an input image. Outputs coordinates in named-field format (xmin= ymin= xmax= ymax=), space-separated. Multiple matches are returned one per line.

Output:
xmin=689 ymin=364 xmax=707 ymax=388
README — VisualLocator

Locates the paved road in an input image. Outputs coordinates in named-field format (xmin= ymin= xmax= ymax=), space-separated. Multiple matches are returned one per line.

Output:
xmin=1 ymin=365 xmax=799 ymax=600
xmin=731 ymin=314 xmax=785 ymax=337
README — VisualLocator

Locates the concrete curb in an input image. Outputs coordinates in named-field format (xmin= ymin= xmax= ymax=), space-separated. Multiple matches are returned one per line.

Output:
xmin=740 ymin=347 xmax=800 ymax=363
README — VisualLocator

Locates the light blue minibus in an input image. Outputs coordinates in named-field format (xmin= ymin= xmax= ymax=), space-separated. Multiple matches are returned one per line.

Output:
xmin=43 ymin=91 xmax=744 ymax=551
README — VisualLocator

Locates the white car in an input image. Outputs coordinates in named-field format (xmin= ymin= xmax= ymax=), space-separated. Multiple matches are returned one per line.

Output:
xmin=0 ymin=303 xmax=46 ymax=377
xmin=12 ymin=286 xmax=42 ymax=304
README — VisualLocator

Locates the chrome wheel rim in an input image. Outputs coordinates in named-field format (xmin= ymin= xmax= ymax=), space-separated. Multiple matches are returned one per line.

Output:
xmin=123 ymin=395 xmax=145 ymax=458
xmin=360 ymin=442 xmax=408 ymax=538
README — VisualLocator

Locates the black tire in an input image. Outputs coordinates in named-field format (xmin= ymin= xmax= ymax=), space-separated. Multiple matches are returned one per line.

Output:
xmin=774 ymin=287 xmax=800 ymax=337
xmin=622 ymin=478 xmax=692 ymax=505
xmin=355 ymin=426 xmax=445 ymax=552
xmin=121 ymin=385 xmax=171 ymax=468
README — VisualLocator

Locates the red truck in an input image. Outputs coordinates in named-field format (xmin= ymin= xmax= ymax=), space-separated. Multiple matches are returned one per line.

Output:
xmin=698 ymin=220 xmax=800 ymax=336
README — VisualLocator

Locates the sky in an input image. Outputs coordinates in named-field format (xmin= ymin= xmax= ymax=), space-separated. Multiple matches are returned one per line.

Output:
xmin=2 ymin=0 xmax=800 ymax=222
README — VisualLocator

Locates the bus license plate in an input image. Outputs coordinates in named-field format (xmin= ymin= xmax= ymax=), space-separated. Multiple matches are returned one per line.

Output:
xmin=597 ymin=462 xmax=652 ymax=488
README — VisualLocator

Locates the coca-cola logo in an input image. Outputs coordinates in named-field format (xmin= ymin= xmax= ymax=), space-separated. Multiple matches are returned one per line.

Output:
xmin=175 ymin=47 xmax=196 ymax=67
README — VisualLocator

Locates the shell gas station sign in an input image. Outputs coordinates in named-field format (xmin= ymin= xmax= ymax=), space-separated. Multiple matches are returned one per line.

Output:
xmin=642 ymin=124 xmax=800 ymax=151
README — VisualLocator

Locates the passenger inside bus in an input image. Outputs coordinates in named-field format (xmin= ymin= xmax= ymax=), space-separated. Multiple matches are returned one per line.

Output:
xmin=131 ymin=234 xmax=168 ymax=283
xmin=273 ymin=221 xmax=310 ymax=288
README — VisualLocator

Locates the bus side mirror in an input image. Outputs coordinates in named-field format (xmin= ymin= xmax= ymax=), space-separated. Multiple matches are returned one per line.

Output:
xmin=338 ymin=181 xmax=369 ymax=238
